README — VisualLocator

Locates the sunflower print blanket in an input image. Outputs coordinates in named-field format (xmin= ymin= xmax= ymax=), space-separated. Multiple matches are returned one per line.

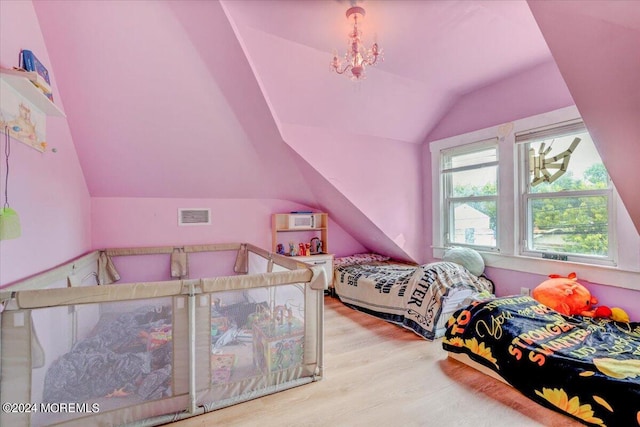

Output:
xmin=443 ymin=296 xmax=640 ymax=427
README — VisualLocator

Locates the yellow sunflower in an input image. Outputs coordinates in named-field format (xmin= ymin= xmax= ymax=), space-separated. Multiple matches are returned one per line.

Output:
xmin=535 ymin=387 xmax=606 ymax=427
xmin=443 ymin=336 xmax=464 ymax=347
xmin=464 ymin=337 xmax=498 ymax=368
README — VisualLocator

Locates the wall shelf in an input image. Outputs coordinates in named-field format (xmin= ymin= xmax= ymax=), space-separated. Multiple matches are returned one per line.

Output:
xmin=272 ymin=213 xmax=329 ymax=254
xmin=275 ymin=227 xmax=328 ymax=233
xmin=272 ymin=212 xmax=333 ymax=288
xmin=0 ymin=68 xmax=65 ymax=117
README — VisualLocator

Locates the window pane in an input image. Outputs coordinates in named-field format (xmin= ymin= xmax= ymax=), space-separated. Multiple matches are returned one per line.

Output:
xmin=451 ymin=166 xmax=497 ymax=197
xmin=530 ymin=196 xmax=608 ymax=256
xmin=445 ymin=147 xmax=496 ymax=169
xmin=451 ymin=201 xmax=497 ymax=247
xmin=527 ymin=131 xmax=609 ymax=193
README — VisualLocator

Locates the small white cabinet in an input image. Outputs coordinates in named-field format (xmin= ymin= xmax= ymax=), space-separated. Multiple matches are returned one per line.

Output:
xmin=292 ymin=253 xmax=334 ymax=289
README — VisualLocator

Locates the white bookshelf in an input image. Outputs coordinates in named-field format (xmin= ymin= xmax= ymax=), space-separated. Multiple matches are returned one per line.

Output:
xmin=0 ymin=68 xmax=65 ymax=117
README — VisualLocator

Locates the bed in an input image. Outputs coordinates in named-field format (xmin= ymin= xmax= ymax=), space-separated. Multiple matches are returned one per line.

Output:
xmin=442 ymin=295 xmax=640 ymax=427
xmin=333 ymin=254 xmax=494 ymax=340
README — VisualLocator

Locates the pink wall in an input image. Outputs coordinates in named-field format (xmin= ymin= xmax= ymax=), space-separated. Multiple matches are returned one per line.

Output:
xmin=486 ymin=267 xmax=640 ymax=322
xmin=427 ymin=60 xmax=574 ymax=142
xmin=109 ymin=251 xmax=240 ymax=283
xmin=0 ymin=1 xmax=91 ymax=286
xmin=92 ymin=197 xmax=365 ymax=282
xmin=282 ymin=124 xmax=425 ymax=262
xmin=91 ymin=197 xmax=364 ymax=255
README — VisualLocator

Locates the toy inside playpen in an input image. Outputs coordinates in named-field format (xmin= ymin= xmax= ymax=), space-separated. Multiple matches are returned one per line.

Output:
xmin=0 ymin=243 xmax=326 ymax=426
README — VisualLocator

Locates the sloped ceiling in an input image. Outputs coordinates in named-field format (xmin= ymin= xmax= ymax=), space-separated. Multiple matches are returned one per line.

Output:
xmin=527 ymin=0 xmax=640 ymax=233
xmin=31 ymin=0 xmax=638 ymax=258
xmin=33 ymin=0 xmax=316 ymax=203
xmin=220 ymin=0 xmax=551 ymax=144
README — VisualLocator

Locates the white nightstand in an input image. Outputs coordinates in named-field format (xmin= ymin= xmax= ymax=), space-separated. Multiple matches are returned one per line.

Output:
xmin=292 ymin=253 xmax=334 ymax=290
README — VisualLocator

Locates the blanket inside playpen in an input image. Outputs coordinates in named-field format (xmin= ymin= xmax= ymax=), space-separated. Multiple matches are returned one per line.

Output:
xmin=42 ymin=304 xmax=173 ymax=404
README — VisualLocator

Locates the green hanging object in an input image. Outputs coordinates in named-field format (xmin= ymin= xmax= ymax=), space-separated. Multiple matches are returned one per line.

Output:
xmin=1 ymin=126 xmax=21 ymax=240
xmin=0 ymin=206 xmax=21 ymax=240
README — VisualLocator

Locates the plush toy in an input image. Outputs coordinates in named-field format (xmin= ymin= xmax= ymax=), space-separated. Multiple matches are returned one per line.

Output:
xmin=610 ymin=307 xmax=631 ymax=323
xmin=588 ymin=305 xmax=630 ymax=322
xmin=532 ymin=273 xmax=598 ymax=316
xmin=593 ymin=306 xmax=612 ymax=318
xmin=532 ymin=272 xmax=632 ymax=322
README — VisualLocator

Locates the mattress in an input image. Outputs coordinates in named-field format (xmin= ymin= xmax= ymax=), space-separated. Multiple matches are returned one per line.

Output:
xmin=334 ymin=260 xmax=494 ymax=340
xmin=443 ymin=295 xmax=640 ymax=427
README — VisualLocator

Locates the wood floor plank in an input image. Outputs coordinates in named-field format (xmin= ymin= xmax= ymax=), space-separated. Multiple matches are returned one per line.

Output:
xmin=168 ymin=296 xmax=583 ymax=427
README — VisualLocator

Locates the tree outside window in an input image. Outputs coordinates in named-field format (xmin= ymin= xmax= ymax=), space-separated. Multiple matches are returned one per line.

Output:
xmin=520 ymin=126 xmax=612 ymax=260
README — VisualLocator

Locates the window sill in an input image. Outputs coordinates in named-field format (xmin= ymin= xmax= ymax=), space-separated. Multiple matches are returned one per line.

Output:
xmin=432 ymin=247 xmax=640 ymax=291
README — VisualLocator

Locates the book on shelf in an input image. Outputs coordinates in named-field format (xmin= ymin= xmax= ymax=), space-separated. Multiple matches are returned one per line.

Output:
xmin=18 ymin=50 xmax=54 ymax=102
xmin=19 ymin=50 xmax=50 ymax=85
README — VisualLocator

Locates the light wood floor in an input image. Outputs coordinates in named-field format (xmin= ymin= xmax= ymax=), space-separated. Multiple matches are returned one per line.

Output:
xmin=170 ymin=296 xmax=583 ymax=427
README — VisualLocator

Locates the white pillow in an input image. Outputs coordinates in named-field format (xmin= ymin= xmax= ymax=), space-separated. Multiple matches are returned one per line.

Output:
xmin=443 ymin=247 xmax=485 ymax=277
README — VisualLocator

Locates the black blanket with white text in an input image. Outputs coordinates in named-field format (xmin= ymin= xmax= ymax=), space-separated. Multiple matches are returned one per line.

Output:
xmin=443 ymin=296 xmax=640 ymax=427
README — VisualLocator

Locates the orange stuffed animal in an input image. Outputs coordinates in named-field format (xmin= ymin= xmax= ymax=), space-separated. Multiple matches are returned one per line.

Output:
xmin=532 ymin=273 xmax=598 ymax=316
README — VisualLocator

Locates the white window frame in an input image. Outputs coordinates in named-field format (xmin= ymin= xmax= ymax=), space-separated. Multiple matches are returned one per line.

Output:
xmin=430 ymin=106 xmax=640 ymax=291
xmin=441 ymin=138 xmax=499 ymax=251
xmin=517 ymin=121 xmax=616 ymax=266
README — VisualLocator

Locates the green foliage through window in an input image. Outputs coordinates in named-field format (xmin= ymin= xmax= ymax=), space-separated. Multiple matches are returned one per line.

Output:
xmin=522 ymin=130 xmax=611 ymax=258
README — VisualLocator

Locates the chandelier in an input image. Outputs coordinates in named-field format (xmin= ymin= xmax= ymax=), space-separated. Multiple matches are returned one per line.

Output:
xmin=330 ymin=6 xmax=382 ymax=80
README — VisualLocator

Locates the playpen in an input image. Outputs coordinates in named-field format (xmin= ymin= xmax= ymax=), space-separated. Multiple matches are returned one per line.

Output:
xmin=0 ymin=243 xmax=326 ymax=426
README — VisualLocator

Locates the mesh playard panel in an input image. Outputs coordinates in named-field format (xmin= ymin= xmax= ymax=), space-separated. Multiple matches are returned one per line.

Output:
xmin=28 ymin=297 xmax=179 ymax=427
xmin=0 ymin=243 xmax=325 ymax=427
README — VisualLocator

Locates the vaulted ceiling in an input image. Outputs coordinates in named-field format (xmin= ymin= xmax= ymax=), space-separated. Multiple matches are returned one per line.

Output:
xmin=31 ymin=0 xmax=640 ymax=260
xmin=527 ymin=0 xmax=640 ymax=233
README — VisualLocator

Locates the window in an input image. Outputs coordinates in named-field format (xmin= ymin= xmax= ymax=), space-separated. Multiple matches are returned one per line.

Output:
xmin=430 ymin=106 xmax=639 ymax=290
xmin=518 ymin=121 xmax=613 ymax=263
xmin=441 ymin=139 xmax=498 ymax=249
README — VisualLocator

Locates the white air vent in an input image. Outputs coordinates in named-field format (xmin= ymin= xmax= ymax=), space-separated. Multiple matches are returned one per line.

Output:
xmin=178 ymin=208 xmax=211 ymax=226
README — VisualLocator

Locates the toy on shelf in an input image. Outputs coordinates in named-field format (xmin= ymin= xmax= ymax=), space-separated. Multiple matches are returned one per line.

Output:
xmin=310 ymin=237 xmax=323 ymax=255
xmin=272 ymin=212 xmax=328 ymax=254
